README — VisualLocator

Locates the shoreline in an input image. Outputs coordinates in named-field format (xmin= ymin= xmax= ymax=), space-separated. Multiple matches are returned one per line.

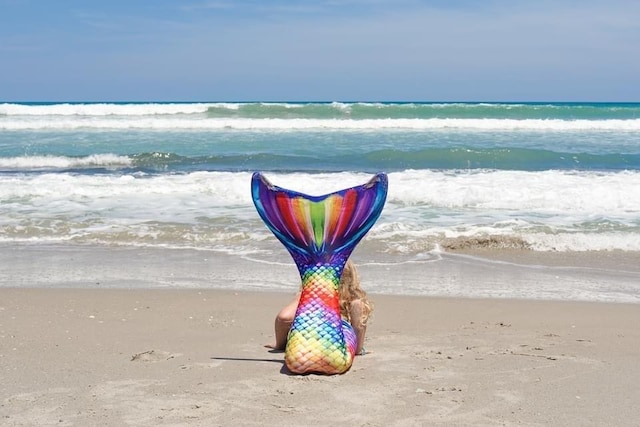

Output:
xmin=1 ymin=243 xmax=638 ymax=304
xmin=1 ymin=288 xmax=639 ymax=426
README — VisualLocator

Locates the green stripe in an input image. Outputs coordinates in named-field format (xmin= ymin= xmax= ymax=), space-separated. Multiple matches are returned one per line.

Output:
xmin=309 ymin=201 xmax=326 ymax=249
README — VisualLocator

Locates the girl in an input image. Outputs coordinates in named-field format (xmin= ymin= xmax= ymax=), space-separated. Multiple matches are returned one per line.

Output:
xmin=266 ymin=260 xmax=373 ymax=355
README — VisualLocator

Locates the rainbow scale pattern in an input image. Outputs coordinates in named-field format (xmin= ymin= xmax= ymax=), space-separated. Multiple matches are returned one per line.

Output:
xmin=251 ymin=172 xmax=387 ymax=374
xmin=285 ymin=264 xmax=357 ymax=374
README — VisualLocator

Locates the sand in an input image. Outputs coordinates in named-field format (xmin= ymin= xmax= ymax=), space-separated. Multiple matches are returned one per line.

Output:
xmin=2 ymin=286 xmax=639 ymax=426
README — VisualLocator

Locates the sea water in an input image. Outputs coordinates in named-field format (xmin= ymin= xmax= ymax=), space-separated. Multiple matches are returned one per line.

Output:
xmin=1 ymin=102 xmax=639 ymax=297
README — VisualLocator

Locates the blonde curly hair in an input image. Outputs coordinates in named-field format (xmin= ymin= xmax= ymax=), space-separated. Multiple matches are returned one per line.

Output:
xmin=338 ymin=259 xmax=373 ymax=326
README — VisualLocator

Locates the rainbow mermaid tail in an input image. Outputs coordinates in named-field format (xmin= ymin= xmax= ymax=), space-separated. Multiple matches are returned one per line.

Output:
xmin=251 ymin=172 xmax=388 ymax=374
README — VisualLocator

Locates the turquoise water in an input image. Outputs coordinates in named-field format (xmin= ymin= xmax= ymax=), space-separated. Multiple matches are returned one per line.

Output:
xmin=2 ymin=102 xmax=639 ymax=172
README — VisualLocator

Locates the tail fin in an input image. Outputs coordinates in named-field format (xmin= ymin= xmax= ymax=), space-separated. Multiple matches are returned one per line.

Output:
xmin=251 ymin=172 xmax=388 ymax=267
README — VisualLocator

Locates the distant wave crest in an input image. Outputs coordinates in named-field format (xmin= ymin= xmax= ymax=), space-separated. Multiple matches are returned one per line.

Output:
xmin=0 ymin=102 xmax=211 ymax=116
xmin=2 ymin=117 xmax=640 ymax=131
xmin=0 ymin=154 xmax=132 ymax=169
xmin=2 ymin=102 xmax=640 ymax=131
xmin=3 ymin=147 xmax=638 ymax=173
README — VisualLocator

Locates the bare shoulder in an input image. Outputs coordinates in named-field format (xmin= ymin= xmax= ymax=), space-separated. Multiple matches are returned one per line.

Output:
xmin=350 ymin=298 xmax=364 ymax=310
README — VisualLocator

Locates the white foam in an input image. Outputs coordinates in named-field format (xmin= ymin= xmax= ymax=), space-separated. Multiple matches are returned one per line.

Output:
xmin=528 ymin=232 xmax=640 ymax=252
xmin=2 ymin=116 xmax=640 ymax=131
xmin=0 ymin=154 xmax=132 ymax=169
xmin=2 ymin=169 xmax=638 ymax=220
xmin=0 ymin=102 xmax=212 ymax=116
xmin=1 ymin=170 xmax=639 ymax=252
xmin=386 ymin=169 xmax=640 ymax=218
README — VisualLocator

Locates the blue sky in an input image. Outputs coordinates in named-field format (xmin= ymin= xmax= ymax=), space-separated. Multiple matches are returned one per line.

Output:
xmin=1 ymin=0 xmax=639 ymax=101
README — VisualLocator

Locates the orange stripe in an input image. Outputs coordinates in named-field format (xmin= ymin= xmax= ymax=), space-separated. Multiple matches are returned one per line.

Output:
xmin=275 ymin=193 xmax=306 ymax=244
xmin=291 ymin=197 xmax=312 ymax=245
xmin=323 ymin=195 xmax=342 ymax=245
xmin=331 ymin=189 xmax=357 ymax=245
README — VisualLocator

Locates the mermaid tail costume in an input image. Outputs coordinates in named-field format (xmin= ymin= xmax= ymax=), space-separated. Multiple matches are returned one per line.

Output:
xmin=251 ymin=172 xmax=388 ymax=374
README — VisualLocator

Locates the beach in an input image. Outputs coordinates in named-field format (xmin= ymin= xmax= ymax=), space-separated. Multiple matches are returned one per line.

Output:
xmin=2 ymin=101 xmax=639 ymax=425
xmin=1 ymin=245 xmax=639 ymax=426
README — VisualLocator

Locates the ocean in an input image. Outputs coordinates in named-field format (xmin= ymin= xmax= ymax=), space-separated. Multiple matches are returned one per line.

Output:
xmin=1 ymin=101 xmax=639 ymax=299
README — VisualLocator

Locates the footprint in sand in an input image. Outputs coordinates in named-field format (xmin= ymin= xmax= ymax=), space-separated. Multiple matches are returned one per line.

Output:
xmin=130 ymin=350 xmax=181 ymax=362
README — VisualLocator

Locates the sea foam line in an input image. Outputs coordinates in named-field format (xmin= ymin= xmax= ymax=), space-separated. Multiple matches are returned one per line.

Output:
xmin=0 ymin=102 xmax=212 ymax=116
xmin=3 ymin=118 xmax=640 ymax=131
xmin=0 ymin=154 xmax=132 ymax=169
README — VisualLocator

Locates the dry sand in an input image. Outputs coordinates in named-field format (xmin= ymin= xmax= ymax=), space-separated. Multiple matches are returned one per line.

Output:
xmin=1 ymin=287 xmax=639 ymax=426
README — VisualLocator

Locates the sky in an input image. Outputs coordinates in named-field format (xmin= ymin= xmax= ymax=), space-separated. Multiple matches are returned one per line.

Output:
xmin=1 ymin=0 xmax=639 ymax=102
